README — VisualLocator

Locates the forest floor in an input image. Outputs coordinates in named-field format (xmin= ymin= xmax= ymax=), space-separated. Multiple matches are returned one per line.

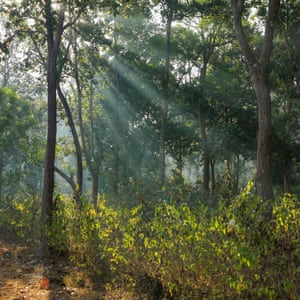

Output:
xmin=0 ymin=238 xmax=127 ymax=300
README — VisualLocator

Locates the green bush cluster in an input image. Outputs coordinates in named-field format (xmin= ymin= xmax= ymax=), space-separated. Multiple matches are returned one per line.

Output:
xmin=0 ymin=195 xmax=40 ymax=240
xmin=47 ymin=182 xmax=299 ymax=299
xmin=2 ymin=183 xmax=299 ymax=299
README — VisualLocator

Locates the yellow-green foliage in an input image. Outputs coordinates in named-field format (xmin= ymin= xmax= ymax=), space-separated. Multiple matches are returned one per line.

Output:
xmin=26 ymin=186 xmax=300 ymax=299
xmin=0 ymin=196 xmax=40 ymax=239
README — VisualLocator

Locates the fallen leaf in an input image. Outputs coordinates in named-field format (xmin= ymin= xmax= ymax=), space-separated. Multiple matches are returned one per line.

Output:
xmin=40 ymin=277 xmax=50 ymax=289
xmin=84 ymin=277 xmax=91 ymax=288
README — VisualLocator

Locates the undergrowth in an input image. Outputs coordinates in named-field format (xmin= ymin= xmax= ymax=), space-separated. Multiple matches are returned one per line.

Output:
xmin=0 ymin=182 xmax=299 ymax=299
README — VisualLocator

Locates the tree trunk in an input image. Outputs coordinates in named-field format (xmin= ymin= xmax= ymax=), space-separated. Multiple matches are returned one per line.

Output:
xmin=283 ymin=157 xmax=291 ymax=194
xmin=281 ymin=12 xmax=298 ymax=194
xmin=253 ymin=73 xmax=274 ymax=201
xmin=41 ymin=49 xmax=57 ymax=254
xmin=73 ymin=39 xmax=97 ymax=204
xmin=283 ymin=95 xmax=292 ymax=193
xmin=177 ymin=131 xmax=183 ymax=174
xmin=112 ymin=148 xmax=119 ymax=196
xmin=112 ymin=26 xmax=120 ymax=196
xmin=41 ymin=0 xmax=65 ymax=256
xmin=199 ymin=105 xmax=209 ymax=194
xmin=159 ymin=9 xmax=172 ymax=187
xmin=210 ymin=159 xmax=216 ymax=193
xmin=233 ymin=154 xmax=240 ymax=194
xmin=0 ymin=154 xmax=3 ymax=199
xmin=91 ymin=170 xmax=99 ymax=209
xmin=57 ymin=85 xmax=83 ymax=203
xmin=199 ymin=60 xmax=210 ymax=195
xmin=230 ymin=0 xmax=280 ymax=202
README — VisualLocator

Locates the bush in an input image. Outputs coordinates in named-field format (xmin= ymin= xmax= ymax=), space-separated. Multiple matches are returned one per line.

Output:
xmin=127 ymin=182 xmax=300 ymax=299
xmin=46 ymin=186 xmax=300 ymax=299
xmin=0 ymin=195 xmax=40 ymax=240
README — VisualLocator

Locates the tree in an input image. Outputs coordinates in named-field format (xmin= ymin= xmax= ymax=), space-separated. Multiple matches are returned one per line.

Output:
xmin=230 ymin=0 xmax=280 ymax=202
xmin=41 ymin=1 xmax=65 ymax=253
xmin=57 ymin=84 xmax=83 ymax=203
xmin=4 ymin=0 xmax=92 ymax=254
xmin=158 ymin=1 xmax=174 ymax=187
xmin=0 ymin=87 xmax=37 ymax=199
xmin=271 ymin=0 xmax=300 ymax=193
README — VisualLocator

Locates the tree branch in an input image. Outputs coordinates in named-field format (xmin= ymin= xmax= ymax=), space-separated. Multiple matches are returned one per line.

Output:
xmin=54 ymin=166 xmax=76 ymax=191
xmin=230 ymin=0 xmax=256 ymax=66
xmin=260 ymin=0 xmax=280 ymax=68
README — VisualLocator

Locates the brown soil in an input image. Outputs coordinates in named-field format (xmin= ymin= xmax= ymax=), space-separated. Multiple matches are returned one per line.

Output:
xmin=0 ymin=239 xmax=111 ymax=300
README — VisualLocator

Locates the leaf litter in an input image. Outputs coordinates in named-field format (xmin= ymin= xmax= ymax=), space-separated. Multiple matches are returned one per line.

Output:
xmin=0 ymin=240 xmax=104 ymax=300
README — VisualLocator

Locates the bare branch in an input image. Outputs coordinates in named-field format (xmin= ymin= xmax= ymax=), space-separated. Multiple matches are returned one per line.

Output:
xmin=54 ymin=166 xmax=76 ymax=191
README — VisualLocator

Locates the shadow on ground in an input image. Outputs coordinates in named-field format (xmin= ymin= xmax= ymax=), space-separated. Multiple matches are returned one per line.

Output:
xmin=0 ymin=237 xmax=105 ymax=300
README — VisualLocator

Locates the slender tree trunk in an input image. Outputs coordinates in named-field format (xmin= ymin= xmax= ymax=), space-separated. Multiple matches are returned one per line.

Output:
xmin=91 ymin=170 xmax=99 ymax=209
xmin=0 ymin=154 xmax=3 ymax=199
xmin=41 ymin=1 xmax=65 ymax=256
xmin=283 ymin=95 xmax=292 ymax=193
xmin=177 ymin=131 xmax=183 ymax=174
xmin=57 ymin=85 xmax=83 ymax=203
xmin=159 ymin=98 xmax=168 ymax=187
xmin=199 ymin=61 xmax=210 ymax=195
xmin=112 ymin=147 xmax=119 ymax=195
xmin=233 ymin=154 xmax=240 ymax=194
xmin=199 ymin=105 xmax=209 ymax=194
xmin=159 ymin=9 xmax=172 ymax=187
xmin=210 ymin=159 xmax=216 ymax=193
xmin=283 ymin=157 xmax=291 ymax=193
xmin=281 ymin=29 xmax=296 ymax=194
xmin=111 ymin=15 xmax=120 ymax=196
xmin=74 ymin=42 xmax=101 ymax=205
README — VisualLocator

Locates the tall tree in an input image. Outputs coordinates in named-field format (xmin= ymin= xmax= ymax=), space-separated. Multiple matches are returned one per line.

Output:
xmin=230 ymin=0 xmax=280 ymax=202
xmin=8 ymin=0 xmax=89 ymax=254
xmin=41 ymin=1 xmax=65 ymax=252
xmin=0 ymin=87 xmax=36 ymax=199
xmin=271 ymin=0 xmax=300 ymax=193
xmin=57 ymin=84 xmax=83 ymax=202
xmin=159 ymin=1 xmax=174 ymax=187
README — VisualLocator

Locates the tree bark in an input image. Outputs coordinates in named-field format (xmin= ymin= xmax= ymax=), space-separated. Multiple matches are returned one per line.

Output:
xmin=57 ymin=85 xmax=83 ymax=203
xmin=210 ymin=159 xmax=216 ymax=193
xmin=112 ymin=15 xmax=120 ymax=196
xmin=283 ymin=95 xmax=292 ymax=193
xmin=233 ymin=154 xmax=240 ymax=194
xmin=198 ymin=59 xmax=210 ymax=196
xmin=230 ymin=0 xmax=280 ymax=202
xmin=54 ymin=166 xmax=76 ymax=191
xmin=253 ymin=71 xmax=274 ymax=201
xmin=112 ymin=147 xmax=120 ymax=196
xmin=199 ymin=104 xmax=210 ymax=193
xmin=91 ymin=170 xmax=99 ymax=209
xmin=41 ymin=0 xmax=65 ymax=256
xmin=0 ymin=154 xmax=3 ymax=199
xmin=159 ymin=8 xmax=172 ymax=187
xmin=73 ymin=42 xmax=101 ymax=206
xmin=281 ymin=19 xmax=297 ymax=194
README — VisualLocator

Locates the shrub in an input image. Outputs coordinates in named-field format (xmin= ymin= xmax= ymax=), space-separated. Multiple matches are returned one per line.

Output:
xmin=0 ymin=195 xmax=40 ymax=240
xmin=46 ymin=185 xmax=300 ymax=299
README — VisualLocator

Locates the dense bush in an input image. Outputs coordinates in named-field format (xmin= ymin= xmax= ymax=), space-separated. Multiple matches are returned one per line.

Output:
xmin=2 ymin=184 xmax=299 ymax=299
xmin=0 ymin=195 xmax=40 ymax=240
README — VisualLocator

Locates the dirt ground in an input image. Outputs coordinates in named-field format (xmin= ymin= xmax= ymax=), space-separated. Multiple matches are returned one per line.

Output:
xmin=0 ymin=239 xmax=113 ymax=300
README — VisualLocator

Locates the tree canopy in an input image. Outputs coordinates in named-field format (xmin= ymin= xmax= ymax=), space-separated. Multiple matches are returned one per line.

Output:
xmin=0 ymin=0 xmax=300 ymax=298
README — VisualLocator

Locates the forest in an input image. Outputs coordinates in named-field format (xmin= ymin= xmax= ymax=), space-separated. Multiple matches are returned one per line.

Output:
xmin=0 ymin=0 xmax=299 ymax=299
